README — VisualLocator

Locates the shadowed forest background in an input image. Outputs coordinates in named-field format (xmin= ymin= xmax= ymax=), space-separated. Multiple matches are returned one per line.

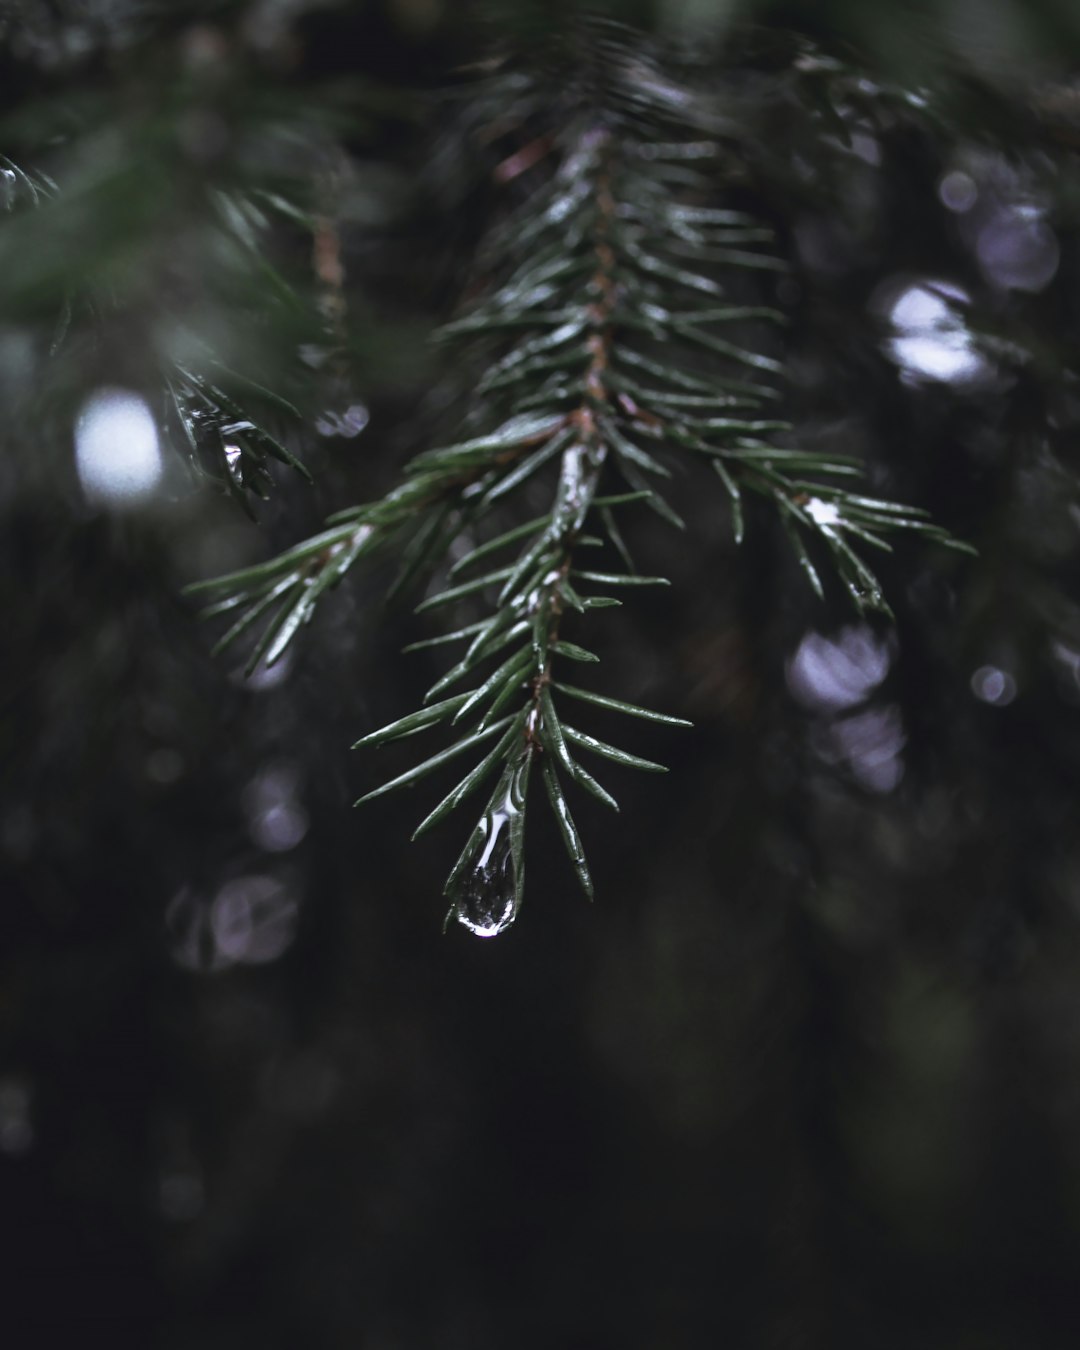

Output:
xmin=5 ymin=1 xmax=1080 ymax=1346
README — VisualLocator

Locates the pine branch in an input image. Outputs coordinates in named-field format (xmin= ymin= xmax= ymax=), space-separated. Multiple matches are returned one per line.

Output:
xmin=189 ymin=23 xmax=972 ymax=936
xmin=164 ymin=353 xmax=309 ymax=519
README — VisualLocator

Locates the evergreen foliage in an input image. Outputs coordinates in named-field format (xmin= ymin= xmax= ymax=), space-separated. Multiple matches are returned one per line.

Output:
xmin=184 ymin=22 xmax=972 ymax=934
xmin=10 ymin=4 xmax=1080 ymax=1346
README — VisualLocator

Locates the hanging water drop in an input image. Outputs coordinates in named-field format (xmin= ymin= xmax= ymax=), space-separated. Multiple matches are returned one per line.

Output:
xmin=452 ymin=820 xmax=515 ymax=937
xmin=224 ymin=442 xmax=243 ymax=487
xmin=447 ymin=758 xmax=531 ymax=938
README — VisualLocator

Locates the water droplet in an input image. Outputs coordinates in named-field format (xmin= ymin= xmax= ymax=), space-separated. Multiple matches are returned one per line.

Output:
xmin=448 ymin=761 xmax=530 ymax=938
xmin=806 ymin=497 xmax=841 ymax=528
xmin=224 ymin=442 xmax=243 ymax=486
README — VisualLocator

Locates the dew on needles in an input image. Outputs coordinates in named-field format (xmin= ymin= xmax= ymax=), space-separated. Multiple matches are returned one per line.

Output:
xmin=805 ymin=498 xmax=842 ymax=528
xmin=446 ymin=760 xmax=530 ymax=938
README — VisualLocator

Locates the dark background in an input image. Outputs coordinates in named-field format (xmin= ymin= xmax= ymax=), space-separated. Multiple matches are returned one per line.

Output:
xmin=4 ymin=2 xmax=1080 ymax=1346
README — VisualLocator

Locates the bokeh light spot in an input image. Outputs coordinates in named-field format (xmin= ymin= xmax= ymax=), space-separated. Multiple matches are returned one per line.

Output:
xmin=977 ymin=204 xmax=1059 ymax=293
xmin=887 ymin=282 xmax=985 ymax=385
xmin=75 ymin=387 xmax=163 ymax=506
xmin=939 ymin=169 xmax=977 ymax=213
xmin=788 ymin=626 xmax=892 ymax=713
xmin=971 ymin=665 xmax=1017 ymax=706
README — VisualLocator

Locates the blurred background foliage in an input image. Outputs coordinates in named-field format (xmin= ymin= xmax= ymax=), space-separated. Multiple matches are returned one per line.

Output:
xmin=5 ymin=0 xmax=1080 ymax=1346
